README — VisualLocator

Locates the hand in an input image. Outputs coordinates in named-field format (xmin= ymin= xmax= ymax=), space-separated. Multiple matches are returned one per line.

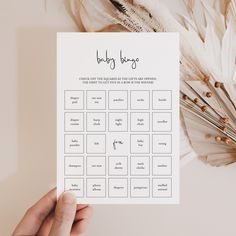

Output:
xmin=12 ymin=188 xmax=92 ymax=236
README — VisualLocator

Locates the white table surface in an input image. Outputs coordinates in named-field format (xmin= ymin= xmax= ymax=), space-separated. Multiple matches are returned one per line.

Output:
xmin=1 ymin=1 xmax=236 ymax=235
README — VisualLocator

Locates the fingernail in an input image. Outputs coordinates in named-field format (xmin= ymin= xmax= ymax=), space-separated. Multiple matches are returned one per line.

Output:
xmin=62 ymin=191 xmax=76 ymax=204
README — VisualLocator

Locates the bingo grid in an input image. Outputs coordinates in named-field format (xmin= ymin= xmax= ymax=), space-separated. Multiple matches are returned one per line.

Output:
xmin=63 ymin=89 xmax=173 ymax=199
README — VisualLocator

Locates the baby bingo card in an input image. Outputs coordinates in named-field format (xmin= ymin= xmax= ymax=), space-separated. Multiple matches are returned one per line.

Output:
xmin=57 ymin=32 xmax=179 ymax=204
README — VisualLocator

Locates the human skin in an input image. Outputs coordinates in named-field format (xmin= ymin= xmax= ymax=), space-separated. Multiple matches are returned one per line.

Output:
xmin=12 ymin=188 xmax=92 ymax=236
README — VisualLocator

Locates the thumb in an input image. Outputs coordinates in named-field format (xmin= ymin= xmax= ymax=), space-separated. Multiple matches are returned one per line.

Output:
xmin=49 ymin=191 xmax=77 ymax=236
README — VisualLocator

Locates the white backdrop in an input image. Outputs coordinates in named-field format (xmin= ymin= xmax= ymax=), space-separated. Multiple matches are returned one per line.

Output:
xmin=1 ymin=1 xmax=236 ymax=235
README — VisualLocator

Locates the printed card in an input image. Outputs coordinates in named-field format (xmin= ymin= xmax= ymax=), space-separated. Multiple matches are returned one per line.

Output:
xmin=57 ymin=32 xmax=179 ymax=204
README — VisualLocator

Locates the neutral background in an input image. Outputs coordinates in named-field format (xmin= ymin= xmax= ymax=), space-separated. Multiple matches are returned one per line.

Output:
xmin=1 ymin=1 xmax=236 ymax=235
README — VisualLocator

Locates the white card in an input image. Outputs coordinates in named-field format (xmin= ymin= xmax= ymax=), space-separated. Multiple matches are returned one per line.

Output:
xmin=57 ymin=32 xmax=179 ymax=204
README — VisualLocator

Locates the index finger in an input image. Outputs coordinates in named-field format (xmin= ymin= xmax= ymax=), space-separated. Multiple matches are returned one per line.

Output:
xmin=12 ymin=188 xmax=57 ymax=236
